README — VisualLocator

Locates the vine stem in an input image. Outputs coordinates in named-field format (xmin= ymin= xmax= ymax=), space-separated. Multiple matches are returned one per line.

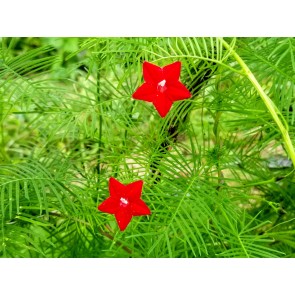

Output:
xmin=212 ymin=109 xmax=224 ymax=190
xmin=96 ymin=67 xmax=102 ymax=176
xmin=220 ymin=38 xmax=295 ymax=168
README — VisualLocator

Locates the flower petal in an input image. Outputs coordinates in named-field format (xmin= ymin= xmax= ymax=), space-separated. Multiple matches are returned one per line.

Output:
xmin=109 ymin=177 xmax=125 ymax=199
xmin=115 ymin=209 xmax=133 ymax=231
xmin=131 ymin=199 xmax=151 ymax=216
xmin=98 ymin=197 xmax=119 ymax=214
xmin=125 ymin=180 xmax=143 ymax=201
xmin=163 ymin=61 xmax=181 ymax=83
xmin=153 ymin=93 xmax=173 ymax=117
xmin=166 ymin=81 xmax=191 ymax=101
xmin=143 ymin=61 xmax=163 ymax=84
xmin=132 ymin=83 xmax=156 ymax=102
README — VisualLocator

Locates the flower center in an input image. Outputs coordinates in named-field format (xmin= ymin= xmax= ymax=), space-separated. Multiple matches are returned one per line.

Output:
xmin=157 ymin=79 xmax=167 ymax=93
xmin=120 ymin=197 xmax=129 ymax=207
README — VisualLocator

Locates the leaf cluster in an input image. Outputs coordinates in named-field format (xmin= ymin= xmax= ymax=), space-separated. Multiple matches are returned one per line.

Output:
xmin=0 ymin=37 xmax=294 ymax=257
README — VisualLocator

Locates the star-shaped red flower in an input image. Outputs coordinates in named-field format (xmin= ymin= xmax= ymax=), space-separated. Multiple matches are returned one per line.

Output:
xmin=98 ymin=177 xmax=151 ymax=231
xmin=132 ymin=61 xmax=191 ymax=117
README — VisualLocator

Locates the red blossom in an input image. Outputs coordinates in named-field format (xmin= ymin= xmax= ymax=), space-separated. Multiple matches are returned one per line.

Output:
xmin=98 ymin=177 xmax=151 ymax=231
xmin=132 ymin=61 xmax=191 ymax=117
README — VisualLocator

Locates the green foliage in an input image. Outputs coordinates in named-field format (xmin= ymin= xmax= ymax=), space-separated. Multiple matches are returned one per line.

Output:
xmin=0 ymin=37 xmax=294 ymax=257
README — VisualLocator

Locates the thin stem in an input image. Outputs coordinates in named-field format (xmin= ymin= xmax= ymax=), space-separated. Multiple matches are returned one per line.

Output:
xmin=220 ymin=38 xmax=295 ymax=168
xmin=0 ymin=119 xmax=9 ymax=163
xmin=0 ymin=100 xmax=4 ymax=159
xmin=212 ymin=109 xmax=224 ymax=190
xmin=96 ymin=68 xmax=102 ymax=176
xmin=123 ymin=100 xmax=136 ymax=149
xmin=221 ymin=209 xmax=250 ymax=258
xmin=98 ymin=228 xmax=132 ymax=255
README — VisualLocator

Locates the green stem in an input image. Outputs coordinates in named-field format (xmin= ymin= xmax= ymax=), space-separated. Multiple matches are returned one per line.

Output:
xmin=220 ymin=38 xmax=295 ymax=168
xmin=221 ymin=209 xmax=250 ymax=257
xmin=0 ymin=98 xmax=9 ymax=162
xmin=96 ymin=68 xmax=102 ymax=176
xmin=123 ymin=100 xmax=136 ymax=149
xmin=212 ymin=109 xmax=224 ymax=190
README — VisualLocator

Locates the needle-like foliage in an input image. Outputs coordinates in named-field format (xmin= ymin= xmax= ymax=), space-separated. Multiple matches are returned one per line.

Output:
xmin=0 ymin=37 xmax=294 ymax=258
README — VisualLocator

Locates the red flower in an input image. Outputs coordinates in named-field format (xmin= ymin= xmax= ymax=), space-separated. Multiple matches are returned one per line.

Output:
xmin=98 ymin=177 xmax=151 ymax=231
xmin=132 ymin=61 xmax=191 ymax=117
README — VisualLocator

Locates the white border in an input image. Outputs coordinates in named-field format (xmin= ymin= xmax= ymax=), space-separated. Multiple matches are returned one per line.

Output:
xmin=1 ymin=0 xmax=294 ymax=36
xmin=0 ymin=259 xmax=294 ymax=294
xmin=1 ymin=2 xmax=294 ymax=294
